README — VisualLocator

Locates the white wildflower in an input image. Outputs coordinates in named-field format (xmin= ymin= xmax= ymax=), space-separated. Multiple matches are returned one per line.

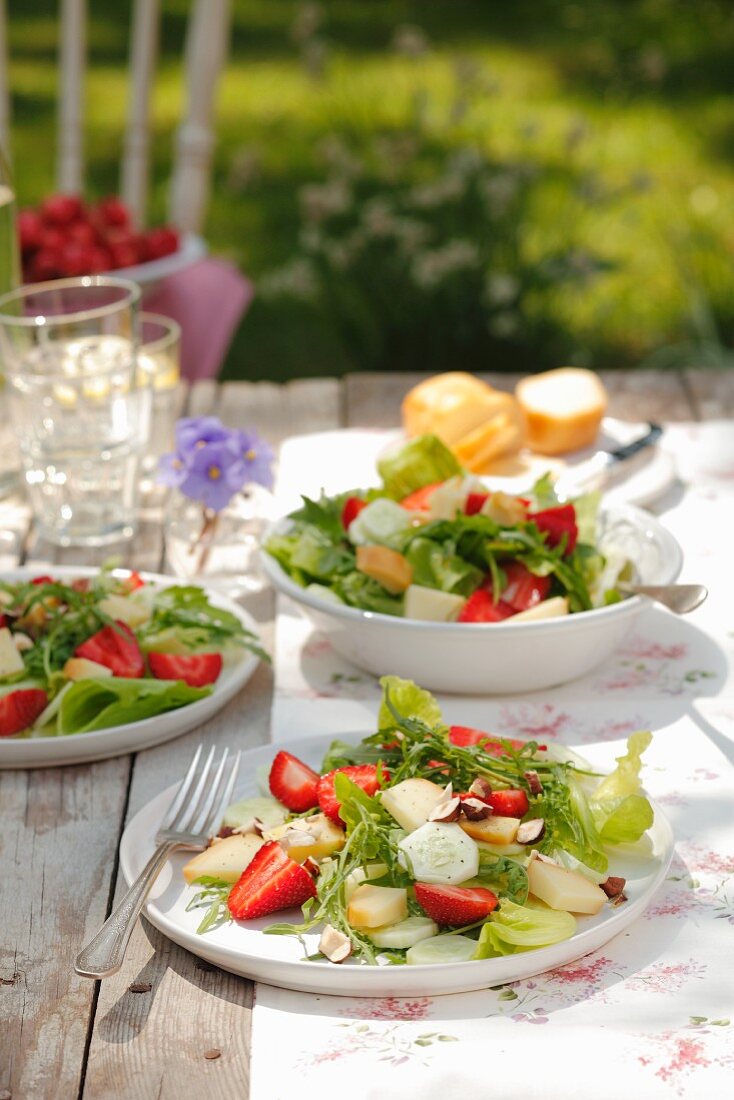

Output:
xmin=485 ymin=272 xmax=519 ymax=306
xmin=259 ymin=259 xmax=318 ymax=301
xmin=299 ymin=179 xmax=352 ymax=223
xmin=409 ymin=174 xmax=464 ymax=209
xmin=411 ymin=240 xmax=480 ymax=290
xmin=480 ymin=173 xmax=519 ymax=212
xmin=488 ymin=311 xmax=519 ymax=338
xmin=361 ymin=197 xmax=397 ymax=237
xmin=448 ymin=147 xmax=483 ymax=177
xmin=392 ymin=24 xmax=430 ymax=57
xmin=318 ymin=135 xmax=362 ymax=179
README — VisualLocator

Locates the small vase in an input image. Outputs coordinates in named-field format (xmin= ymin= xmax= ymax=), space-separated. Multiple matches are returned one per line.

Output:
xmin=164 ymin=487 xmax=275 ymax=595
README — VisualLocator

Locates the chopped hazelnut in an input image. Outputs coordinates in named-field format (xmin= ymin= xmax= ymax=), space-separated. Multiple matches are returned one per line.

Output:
xmin=468 ymin=776 xmax=493 ymax=801
xmin=600 ymin=876 xmax=627 ymax=899
xmin=461 ymin=796 xmax=492 ymax=821
xmin=516 ymin=818 xmax=546 ymax=845
xmin=428 ymin=796 xmax=462 ymax=823
xmin=319 ymin=924 xmax=352 ymax=963
xmin=524 ymin=770 xmax=543 ymax=795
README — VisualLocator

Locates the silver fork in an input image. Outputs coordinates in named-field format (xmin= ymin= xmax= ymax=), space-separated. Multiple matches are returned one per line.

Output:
xmin=75 ymin=744 xmax=240 ymax=980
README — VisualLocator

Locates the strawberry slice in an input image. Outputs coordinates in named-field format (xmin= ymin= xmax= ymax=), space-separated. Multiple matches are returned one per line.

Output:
xmin=0 ymin=688 xmax=49 ymax=737
xmin=414 ymin=882 xmax=499 ymax=926
xmin=148 ymin=651 xmax=222 ymax=687
xmin=488 ymin=788 xmax=529 ymax=817
xmin=500 ymin=562 xmax=551 ymax=612
xmin=341 ymin=496 xmax=368 ymax=530
xmin=399 ymin=482 xmax=443 ymax=511
xmin=464 ymin=491 xmax=489 ymax=516
xmin=528 ymin=504 xmax=578 ymax=555
xmin=457 ymin=590 xmax=515 ymax=623
xmin=31 ymin=575 xmax=54 ymax=585
xmin=227 ymin=841 xmax=317 ymax=920
xmin=317 ymin=763 xmax=388 ymax=824
xmin=75 ymin=621 xmax=144 ymax=678
xmin=448 ymin=726 xmax=526 ymax=756
xmin=269 ymin=750 xmax=320 ymax=812
xmin=122 ymin=570 xmax=145 ymax=591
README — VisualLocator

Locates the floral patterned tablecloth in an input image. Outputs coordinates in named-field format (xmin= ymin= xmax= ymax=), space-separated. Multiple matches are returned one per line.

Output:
xmin=250 ymin=425 xmax=734 ymax=1100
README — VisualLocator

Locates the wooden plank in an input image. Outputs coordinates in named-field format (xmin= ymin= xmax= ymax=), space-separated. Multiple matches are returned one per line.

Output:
xmin=0 ymin=757 xmax=132 ymax=1099
xmin=345 ymin=370 xmax=695 ymax=430
xmin=683 ymin=368 xmax=734 ymax=420
xmin=82 ymin=380 xmax=344 ymax=1098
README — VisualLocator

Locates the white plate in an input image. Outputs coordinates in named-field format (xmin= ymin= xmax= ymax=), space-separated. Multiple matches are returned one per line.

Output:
xmin=120 ymin=733 xmax=674 ymax=997
xmin=0 ymin=567 xmax=260 ymax=769
xmin=382 ymin=418 xmax=676 ymax=508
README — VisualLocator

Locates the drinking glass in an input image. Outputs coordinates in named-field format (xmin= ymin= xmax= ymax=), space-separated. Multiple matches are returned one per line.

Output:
xmin=138 ymin=312 xmax=181 ymax=483
xmin=0 ymin=276 xmax=150 ymax=546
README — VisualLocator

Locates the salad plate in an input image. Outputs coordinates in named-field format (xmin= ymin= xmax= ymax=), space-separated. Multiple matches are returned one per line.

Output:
xmin=0 ymin=567 xmax=261 ymax=769
xmin=119 ymin=730 xmax=674 ymax=998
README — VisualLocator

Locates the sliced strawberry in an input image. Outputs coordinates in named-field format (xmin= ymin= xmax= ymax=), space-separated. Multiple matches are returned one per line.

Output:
xmin=75 ymin=621 xmax=144 ymax=678
xmin=227 ymin=841 xmax=317 ymax=920
xmin=148 ymin=651 xmax=222 ymax=687
xmin=122 ymin=570 xmax=145 ymax=591
xmin=0 ymin=615 xmax=6 ymax=628
xmin=269 ymin=750 xmax=320 ymax=813
xmin=414 ymin=882 xmax=498 ymax=926
xmin=449 ymin=726 xmax=526 ymax=756
xmin=317 ymin=763 xmax=388 ymax=824
xmin=0 ymin=689 xmax=49 ymax=738
xmin=399 ymin=482 xmax=443 ymax=511
xmin=31 ymin=575 xmax=54 ymax=585
xmin=341 ymin=496 xmax=368 ymax=530
xmin=457 ymin=589 xmax=515 ymax=623
xmin=500 ymin=561 xmax=551 ymax=612
xmin=488 ymin=788 xmax=529 ymax=817
xmin=528 ymin=504 xmax=578 ymax=555
xmin=464 ymin=491 xmax=489 ymax=516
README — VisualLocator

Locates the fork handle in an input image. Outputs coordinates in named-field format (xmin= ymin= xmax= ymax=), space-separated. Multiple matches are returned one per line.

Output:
xmin=75 ymin=840 xmax=179 ymax=979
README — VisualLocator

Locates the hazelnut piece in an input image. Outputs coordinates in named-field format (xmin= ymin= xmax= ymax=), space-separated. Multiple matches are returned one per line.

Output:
xmin=428 ymin=796 xmax=462 ymax=823
xmin=319 ymin=924 xmax=352 ymax=964
xmin=516 ymin=818 xmax=546 ymax=845
xmin=524 ymin=770 xmax=543 ymax=795
xmin=600 ymin=876 xmax=626 ymax=899
xmin=461 ymin=797 xmax=492 ymax=821
xmin=468 ymin=776 xmax=493 ymax=801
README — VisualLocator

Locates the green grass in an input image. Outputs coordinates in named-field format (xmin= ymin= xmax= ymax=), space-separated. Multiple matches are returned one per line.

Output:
xmin=6 ymin=0 xmax=734 ymax=378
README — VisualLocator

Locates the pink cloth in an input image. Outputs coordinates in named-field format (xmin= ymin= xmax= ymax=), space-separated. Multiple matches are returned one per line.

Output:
xmin=143 ymin=258 xmax=254 ymax=381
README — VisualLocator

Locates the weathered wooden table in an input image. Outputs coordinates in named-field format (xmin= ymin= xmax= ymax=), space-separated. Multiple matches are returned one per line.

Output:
xmin=1 ymin=369 xmax=732 ymax=1100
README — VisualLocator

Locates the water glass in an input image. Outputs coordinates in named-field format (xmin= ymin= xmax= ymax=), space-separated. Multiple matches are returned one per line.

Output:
xmin=0 ymin=276 xmax=150 ymax=546
xmin=138 ymin=312 xmax=181 ymax=483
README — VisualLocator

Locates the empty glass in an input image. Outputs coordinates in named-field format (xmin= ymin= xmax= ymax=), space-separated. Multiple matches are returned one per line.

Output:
xmin=0 ymin=276 xmax=150 ymax=546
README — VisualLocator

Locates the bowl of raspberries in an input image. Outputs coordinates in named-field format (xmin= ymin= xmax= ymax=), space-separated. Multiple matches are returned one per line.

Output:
xmin=18 ymin=194 xmax=206 ymax=287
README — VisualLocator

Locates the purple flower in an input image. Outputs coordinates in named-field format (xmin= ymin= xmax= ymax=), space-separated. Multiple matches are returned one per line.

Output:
xmin=176 ymin=440 xmax=247 ymax=512
xmin=230 ymin=429 xmax=276 ymax=491
xmin=175 ymin=416 xmax=231 ymax=458
xmin=157 ymin=417 xmax=275 ymax=511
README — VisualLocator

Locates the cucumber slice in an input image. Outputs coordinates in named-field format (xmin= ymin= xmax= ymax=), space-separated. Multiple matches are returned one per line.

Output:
xmin=223 ymin=796 xmax=287 ymax=830
xmin=398 ymin=822 xmax=479 ymax=885
xmin=369 ymin=916 xmax=439 ymax=949
xmin=406 ymin=934 xmax=478 ymax=966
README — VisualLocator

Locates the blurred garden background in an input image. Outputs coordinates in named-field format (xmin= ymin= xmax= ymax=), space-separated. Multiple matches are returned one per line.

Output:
xmin=6 ymin=0 xmax=734 ymax=379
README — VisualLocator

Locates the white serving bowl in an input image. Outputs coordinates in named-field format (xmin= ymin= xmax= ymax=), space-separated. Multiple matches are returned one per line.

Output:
xmin=261 ymin=502 xmax=683 ymax=694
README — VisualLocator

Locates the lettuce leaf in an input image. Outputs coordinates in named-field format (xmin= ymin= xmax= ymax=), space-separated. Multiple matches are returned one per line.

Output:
xmin=589 ymin=732 xmax=654 ymax=845
xmin=59 ymin=677 xmax=211 ymax=733
xmin=403 ymin=537 xmax=483 ymax=596
xmin=572 ymin=490 xmax=601 ymax=547
xmin=473 ymin=899 xmax=576 ymax=958
xmin=377 ymin=435 xmax=463 ymax=500
xmin=377 ymin=675 xmax=443 ymax=732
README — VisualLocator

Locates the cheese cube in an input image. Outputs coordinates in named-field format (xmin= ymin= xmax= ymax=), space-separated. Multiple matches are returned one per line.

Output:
xmin=264 ymin=813 xmax=345 ymax=863
xmin=527 ymin=857 xmax=607 ymax=915
xmin=380 ymin=778 xmax=447 ymax=833
xmin=460 ymin=815 xmax=521 ymax=846
xmin=347 ymin=885 xmax=408 ymax=929
xmin=98 ymin=593 xmax=151 ymax=628
xmin=507 ymin=597 xmax=569 ymax=623
xmin=404 ymin=584 xmax=465 ymax=622
xmin=63 ymin=657 xmax=114 ymax=681
xmin=0 ymin=628 xmax=26 ymax=676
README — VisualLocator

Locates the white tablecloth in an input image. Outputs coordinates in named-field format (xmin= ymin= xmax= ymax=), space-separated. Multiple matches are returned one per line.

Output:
xmin=250 ymin=424 xmax=734 ymax=1100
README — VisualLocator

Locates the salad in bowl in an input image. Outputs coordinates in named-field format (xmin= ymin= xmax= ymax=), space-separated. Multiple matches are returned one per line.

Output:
xmin=262 ymin=435 xmax=682 ymax=692
xmin=0 ymin=567 xmax=265 ymax=740
xmin=184 ymin=677 xmax=666 ymax=972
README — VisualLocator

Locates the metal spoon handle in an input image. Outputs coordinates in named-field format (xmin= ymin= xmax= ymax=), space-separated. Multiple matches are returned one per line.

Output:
xmin=620 ymin=584 xmax=708 ymax=614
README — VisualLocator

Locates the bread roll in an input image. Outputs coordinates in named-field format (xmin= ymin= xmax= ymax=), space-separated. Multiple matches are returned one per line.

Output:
xmin=515 ymin=368 xmax=607 ymax=455
xmin=402 ymin=372 xmax=525 ymax=471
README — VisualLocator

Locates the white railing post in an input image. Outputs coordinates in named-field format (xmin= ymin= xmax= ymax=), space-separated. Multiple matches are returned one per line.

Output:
xmin=57 ymin=0 xmax=86 ymax=193
xmin=0 ymin=0 xmax=11 ymax=160
xmin=168 ymin=0 xmax=231 ymax=234
xmin=121 ymin=0 xmax=160 ymax=227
